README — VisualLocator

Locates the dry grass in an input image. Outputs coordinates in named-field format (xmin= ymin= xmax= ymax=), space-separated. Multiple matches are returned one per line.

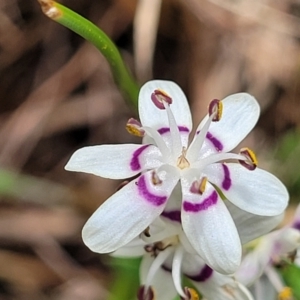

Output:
xmin=0 ymin=0 xmax=299 ymax=298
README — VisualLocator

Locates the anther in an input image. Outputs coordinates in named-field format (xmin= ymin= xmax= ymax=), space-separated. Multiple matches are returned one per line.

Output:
xmin=126 ymin=118 xmax=145 ymax=137
xmin=143 ymin=226 xmax=151 ymax=237
xmin=137 ymin=285 xmax=155 ymax=300
xmin=181 ymin=287 xmax=199 ymax=300
xmin=190 ymin=177 xmax=207 ymax=195
xmin=208 ymin=99 xmax=223 ymax=122
xmin=238 ymin=147 xmax=258 ymax=170
xmin=151 ymin=89 xmax=172 ymax=110
xmin=151 ymin=171 xmax=162 ymax=185
xmin=177 ymin=147 xmax=190 ymax=170
xmin=278 ymin=287 xmax=293 ymax=300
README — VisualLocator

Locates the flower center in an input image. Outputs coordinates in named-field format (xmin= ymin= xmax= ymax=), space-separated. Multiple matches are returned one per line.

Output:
xmin=177 ymin=147 xmax=190 ymax=170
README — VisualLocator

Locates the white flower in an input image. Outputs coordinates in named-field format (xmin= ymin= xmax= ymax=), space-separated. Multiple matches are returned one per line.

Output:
xmin=113 ymin=217 xmax=254 ymax=300
xmin=65 ymin=80 xmax=289 ymax=274
xmin=235 ymin=205 xmax=300 ymax=300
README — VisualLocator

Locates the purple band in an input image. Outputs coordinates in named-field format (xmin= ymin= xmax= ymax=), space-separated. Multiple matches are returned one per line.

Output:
xmin=161 ymin=210 xmax=181 ymax=223
xmin=137 ymin=175 xmax=167 ymax=206
xmin=187 ymin=265 xmax=213 ymax=282
xmin=222 ymin=164 xmax=231 ymax=190
xmin=293 ymin=221 xmax=300 ymax=231
xmin=130 ymin=145 xmax=150 ymax=171
xmin=183 ymin=191 xmax=218 ymax=212
xmin=158 ymin=126 xmax=190 ymax=135
xmin=206 ymin=131 xmax=223 ymax=151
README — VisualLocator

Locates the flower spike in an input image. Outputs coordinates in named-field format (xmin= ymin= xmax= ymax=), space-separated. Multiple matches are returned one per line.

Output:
xmin=151 ymin=89 xmax=172 ymax=109
xmin=238 ymin=147 xmax=258 ymax=170
xmin=208 ymin=99 xmax=223 ymax=122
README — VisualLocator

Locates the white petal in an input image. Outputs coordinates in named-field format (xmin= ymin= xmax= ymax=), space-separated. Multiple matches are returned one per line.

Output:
xmin=138 ymin=80 xmax=192 ymax=132
xmin=251 ymin=276 xmax=277 ymax=300
xmin=82 ymin=169 xmax=180 ymax=253
xmin=181 ymin=178 xmax=241 ymax=274
xmin=199 ymin=93 xmax=260 ymax=152
xmin=111 ymin=237 xmax=146 ymax=257
xmin=193 ymin=272 xmax=254 ymax=300
xmin=65 ymin=144 xmax=163 ymax=179
xmin=205 ymin=163 xmax=289 ymax=216
xmin=235 ymin=247 xmax=269 ymax=286
xmin=140 ymin=255 xmax=177 ymax=300
xmin=226 ymin=201 xmax=284 ymax=244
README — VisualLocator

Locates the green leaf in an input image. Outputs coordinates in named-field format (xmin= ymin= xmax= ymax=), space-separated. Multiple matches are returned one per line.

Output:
xmin=280 ymin=263 xmax=300 ymax=300
xmin=107 ymin=257 xmax=141 ymax=300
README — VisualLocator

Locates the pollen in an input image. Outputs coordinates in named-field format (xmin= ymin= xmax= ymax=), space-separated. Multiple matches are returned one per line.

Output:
xmin=126 ymin=118 xmax=145 ymax=137
xmin=151 ymin=89 xmax=172 ymax=109
xmin=184 ymin=287 xmax=200 ymax=300
xmin=278 ymin=287 xmax=293 ymax=300
xmin=239 ymin=147 xmax=258 ymax=170
xmin=208 ymin=99 xmax=223 ymax=122
xmin=177 ymin=147 xmax=190 ymax=170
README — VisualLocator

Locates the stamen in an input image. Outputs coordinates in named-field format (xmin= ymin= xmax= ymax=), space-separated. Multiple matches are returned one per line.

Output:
xmin=278 ymin=287 xmax=293 ymax=300
xmin=151 ymin=171 xmax=162 ymax=185
xmin=208 ymin=99 xmax=223 ymax=122
xmin=126 ymin=118 xmax=145 ymax=137
xmin=186 ymin=113 xmax=215 ymax=163
xmin=137 ymin=285 xmax=155 ymax=300
xmin=190 ymin=177 xmax=207 ymax=195
xmin=151 ymin=89 xmax=172 ymax=109
xmin=145 ymin=246 xmax=173 ymax=289
xmin=177 ymin=147 xmax=190 ymax=170
xmin=172 ymin=246 xmax=186 ymax=298
xmin=181 ymin=287 xmax=199 ymax=300
xmin=239 ymin=147 xmax=258 ymax=170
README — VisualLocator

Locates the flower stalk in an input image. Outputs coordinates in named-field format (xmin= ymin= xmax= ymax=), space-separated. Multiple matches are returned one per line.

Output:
xmin=37 ymin=0 xmax=139 ymax=107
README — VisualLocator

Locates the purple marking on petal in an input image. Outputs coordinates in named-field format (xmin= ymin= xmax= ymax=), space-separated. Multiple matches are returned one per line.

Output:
xmin=130 ymin=145 xmax=150 ymax=171
xmin=137 ymin=175 xmax=167 ymax=206
xmin=157 ymin=126 xmax=190 ymax=135
xmin=161 ymin=210 xmax=181 ymax=223
xmin=206 ymin=131 xmax=223 ymax=151
xmin=293 ymin=221 xmax=300 ymax=231
xmin=222 ymin=164 xmax=231 ymax=190
xmin=186 ymin=265 xmax=213 ymax=282
xmin=183 ymin=191 xmax=218 ymax=212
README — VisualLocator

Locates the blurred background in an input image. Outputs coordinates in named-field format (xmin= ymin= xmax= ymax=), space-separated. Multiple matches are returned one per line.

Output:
xmin=0 ymin=0 xmax=300 ymax=299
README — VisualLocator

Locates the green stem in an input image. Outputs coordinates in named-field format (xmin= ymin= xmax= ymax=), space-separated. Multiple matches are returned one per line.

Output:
xmin=38 ymin=0 xmax=139 ymax=108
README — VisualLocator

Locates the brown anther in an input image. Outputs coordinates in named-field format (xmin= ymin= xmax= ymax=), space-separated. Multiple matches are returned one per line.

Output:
xmin=177 ymin=147 xmax=190 ymax=170
xmin=137 ymin=285 xmax=155 ymax=300
xmin=190 ymin=177 xmax=207 ymax=195
xmin=151 ymin=89 xmax=172 ymax=109
xmin=239 ymin=147 xmax=258 ymax=170
xmin=144 ymin=240 xmax=173 ymax=257
xmin=278 ymin=287 xmax=293 ymax=300
xmin=181 ymin=287 xmax=199 ymax=300
xmin=151 ymin=171 xmax=162 ymax=185
xmin=126 ymin=118 xmax=145 ymax=137
xmin=143 ymin=227 xmax=151 ymax=237
xmin=208 ymin=99 xmax=223 ymax=122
